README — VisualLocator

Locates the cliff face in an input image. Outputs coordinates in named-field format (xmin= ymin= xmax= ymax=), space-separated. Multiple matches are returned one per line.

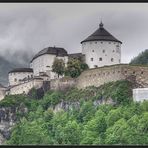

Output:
xmin=53 ymin=98 xmax=115 ymax=113
xmin=0 ymin=104 xmax=28 ymax=144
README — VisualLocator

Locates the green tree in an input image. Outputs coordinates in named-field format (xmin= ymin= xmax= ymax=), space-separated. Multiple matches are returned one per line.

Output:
xmin=130 ymin=49 xmax=148 ymax=65
xmin=52 ymin=58 xmax=65 ymax=78
xmin=65 ymin=58 xmax=88 ymax=78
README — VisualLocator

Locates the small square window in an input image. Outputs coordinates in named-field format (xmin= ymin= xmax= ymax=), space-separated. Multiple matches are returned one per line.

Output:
xmin=111 ymin=58 xmax=114 ymax=62
xmin=99 ymin=57 xmax=102 ymax=61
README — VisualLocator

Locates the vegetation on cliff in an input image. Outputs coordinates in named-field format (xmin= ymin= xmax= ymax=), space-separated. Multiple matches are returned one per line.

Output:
xmin=130 ymin=49 xmax=148 ymax=65
xmin=0 ymin=80 xmax=147 ymax=145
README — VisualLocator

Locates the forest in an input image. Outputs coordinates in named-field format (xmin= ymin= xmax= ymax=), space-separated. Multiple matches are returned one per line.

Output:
xmin=0 ymin=80 xmax=147 ymax=145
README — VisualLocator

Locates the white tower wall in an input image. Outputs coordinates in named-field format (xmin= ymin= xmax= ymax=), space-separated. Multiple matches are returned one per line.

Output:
xmin=9 ymin=72 xmax=33 ymax=86
xmin=82 ymin=41 xmax=121 ymax=68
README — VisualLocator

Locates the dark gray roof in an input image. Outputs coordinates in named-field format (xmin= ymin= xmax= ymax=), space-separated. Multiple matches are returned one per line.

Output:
xmin=9 ymin=68 xmax=33 ymax=73
xmin=81 ymin=22 xmax=122 ymax=44
xmin=68 ymin=53 xmax=83 ymax=58
xmin=31 ymin=46 xmax=68 ymax=62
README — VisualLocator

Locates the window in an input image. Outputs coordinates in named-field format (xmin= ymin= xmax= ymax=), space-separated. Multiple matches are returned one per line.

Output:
xmin=95 ymin=42 xmax=97 ymax=44
xmin=94 ymin=65 xmax=98 ymax=68
xmin=111 ymin=58 xmax=114 ymax=62
xmin=109 ymin=42 xmax=111 ymax=44
xmin=91 ymin=58 xmax=93 ymax=61
xmin=90 ymin=42 xmax=92 ymax=44
xmin=113 ymin=50 xmax=115 ymax=52
xmin=92 ymin=50 xmax=94 ymax=52
xmin=141 ymin=71 xmax=144 ymax=74
xmin=133 ymin=71 xmax=135 ymax=74
xmin=14 ymin=78 xmax=17 ymax=82
xmin=101 ymin=41 xmax=103 ymax=44
xmin=99 ymin=57 xmax=102 ymax=61
xmin=103 ymin=50 xmax=105 ymax=53
xmin=125 ymin=71 xmax=127 ymax=73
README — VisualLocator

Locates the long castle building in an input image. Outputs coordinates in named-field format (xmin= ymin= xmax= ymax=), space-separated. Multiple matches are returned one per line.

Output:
xmin=0 ymin=21 xmax=148 ymax=102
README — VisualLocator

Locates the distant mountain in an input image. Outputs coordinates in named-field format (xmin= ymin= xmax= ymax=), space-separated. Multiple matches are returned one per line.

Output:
xmin=130 ymin=49 xmax=148 ymax=65
xmin=0 ymin=50 xmax=34 ymax=86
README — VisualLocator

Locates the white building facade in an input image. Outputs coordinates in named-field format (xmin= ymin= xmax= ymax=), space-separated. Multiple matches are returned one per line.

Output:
xmin=30 ymin=47 xmax=68 ymax=80
xmin=81 ymin=22 xmax=122 ymax=69
xmin=8 ymin=68 xmax=33 ymax=86
xmin=133 ymin=88 xmax=148 ymax=102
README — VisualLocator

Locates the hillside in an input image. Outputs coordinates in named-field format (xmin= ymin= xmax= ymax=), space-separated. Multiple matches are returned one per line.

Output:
xmin=0 ymin=80 xmax=147 ymax=145
xmin=130 ymin=49 xmax=148 ymax=65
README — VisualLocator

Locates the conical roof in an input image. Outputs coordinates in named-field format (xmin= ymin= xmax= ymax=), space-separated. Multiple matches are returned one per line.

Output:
xmin=81 ymin=22 xmax=122 ymax=44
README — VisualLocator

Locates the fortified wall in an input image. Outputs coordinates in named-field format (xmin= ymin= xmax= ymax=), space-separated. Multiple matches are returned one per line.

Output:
xmin=50 ymin=64 xmax=148 ymax=90
xmin=7 ymin=78 xmax=44 ymax=95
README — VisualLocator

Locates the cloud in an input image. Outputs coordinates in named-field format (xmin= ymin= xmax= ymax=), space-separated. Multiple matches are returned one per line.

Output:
xmin=0 ymin=3 xmax=147 ymax=64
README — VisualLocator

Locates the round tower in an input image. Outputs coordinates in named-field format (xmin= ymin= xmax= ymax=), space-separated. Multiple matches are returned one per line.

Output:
xmin=81 ymin=22 xmax=122 ymax=68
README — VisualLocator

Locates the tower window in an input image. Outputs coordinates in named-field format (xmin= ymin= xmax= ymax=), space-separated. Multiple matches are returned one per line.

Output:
xmin=99 ymin=57 xmax=102 ymax=61
xmin=91 ymin=58 xmax=93 ymax=61
xmin=103 ymin=50 xmax=105 ymax=53
xmin=111 ymin=58 xmax=114 ymax=62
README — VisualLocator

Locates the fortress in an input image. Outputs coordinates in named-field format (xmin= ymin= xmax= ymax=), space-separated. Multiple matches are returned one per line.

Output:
xmin=0 ymin=22 xmax=148 ymax=101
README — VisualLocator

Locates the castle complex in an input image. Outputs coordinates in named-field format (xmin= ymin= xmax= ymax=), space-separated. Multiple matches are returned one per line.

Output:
xmin=0 ymin=22 xmax=148 ymax=101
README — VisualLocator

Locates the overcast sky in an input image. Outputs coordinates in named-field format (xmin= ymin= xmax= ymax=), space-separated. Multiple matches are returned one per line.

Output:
xmin=0 ymin=3 xmax=148 ymax=63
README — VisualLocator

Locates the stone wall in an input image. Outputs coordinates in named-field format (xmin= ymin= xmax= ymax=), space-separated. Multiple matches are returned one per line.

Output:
xmin=76 ymin=64 xmax=148 ymax=89
xmin=0 ymin=88 xmax=6 ymax=101
xmin=9 ymin=78 xmax=43 ymax=95
xmin=50 ymin=77 xmax=76 ymax=91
